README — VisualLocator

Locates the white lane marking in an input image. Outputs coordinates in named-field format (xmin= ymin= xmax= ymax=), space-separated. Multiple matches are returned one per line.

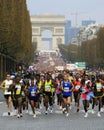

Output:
xmin=0 ymin=102 xmax=3 ymax=104
xmin=2 ymin=112 xmax=15 ymax=117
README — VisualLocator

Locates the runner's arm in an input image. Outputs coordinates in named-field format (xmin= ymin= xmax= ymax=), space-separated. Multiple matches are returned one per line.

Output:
xmin=0 ymin=80 xmax=5 ymax=89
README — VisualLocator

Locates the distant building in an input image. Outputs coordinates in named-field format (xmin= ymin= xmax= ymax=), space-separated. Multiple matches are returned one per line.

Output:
xmin=31 ymin=14 xmax=65 ymax=51
xmin=77 ymin=23 xmax=101 ymax=44
xmin=65 ymin=20 xmax=98 ymax=45
xmin=69 ymin=27 xmax=80 ymax=44
xmin=82 ymin=20 xmax=96 ymax=27
xmin=70 ymin=37 xmax=78 ymax=45
xmin=65 ymin=20 xmax=71 ymax=45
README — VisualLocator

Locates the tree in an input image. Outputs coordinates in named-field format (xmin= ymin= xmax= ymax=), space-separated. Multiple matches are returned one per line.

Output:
xmin=0 ymin=0 xmax=34 ymax=65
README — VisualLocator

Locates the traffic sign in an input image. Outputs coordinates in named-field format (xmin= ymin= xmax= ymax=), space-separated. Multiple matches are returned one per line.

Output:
xmin=75 ymin=62 xmax=86 ymax=69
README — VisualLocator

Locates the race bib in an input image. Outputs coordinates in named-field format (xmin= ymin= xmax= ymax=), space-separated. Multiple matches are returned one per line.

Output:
xmin=4 ymin=89 xmax=11 ymax=95
xmin=64 ymin=87 xmax=69 ymax=92
xmin=16 ymin=85 xmax=21 ymax=95
xmin=31 ymin=90 xmax=36 ymax=96
xmin=96 ymin=83 xmax=102 ymax=92
xmin=45 ymin=86 xmax=51 ymax=91
xmin=82 ymin=88 xmax=86 ymax=93
xmin=75 ymin=85 xmax=80 ymax=90
xmin=4 ymin=81 xmax=12 ymax=94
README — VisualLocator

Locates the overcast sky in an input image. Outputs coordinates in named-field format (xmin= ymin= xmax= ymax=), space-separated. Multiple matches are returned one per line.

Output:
xmin=26 ymin=0 xmax=104 ymax=26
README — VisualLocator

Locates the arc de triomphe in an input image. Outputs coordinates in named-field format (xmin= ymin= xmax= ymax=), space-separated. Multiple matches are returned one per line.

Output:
xmin=31 ymin=14 xmax=65 ymax=51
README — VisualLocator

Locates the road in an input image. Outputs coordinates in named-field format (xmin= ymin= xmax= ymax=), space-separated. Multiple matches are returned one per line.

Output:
xmin=0 ymin=90 xmax=104 ymax=130
xmin=36 ymin=51 xmax=66 ymax=71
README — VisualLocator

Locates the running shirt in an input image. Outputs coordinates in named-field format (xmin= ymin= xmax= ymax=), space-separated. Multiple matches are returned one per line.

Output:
xmin=56 ymin=79 xmax=60 ymax=94
xmin=73 ymin=80 xmax=81 ymax=92
xmin=93 ymin=82 xmax=103 ymax=97
xmin=29 ymin=85 xmax=38 ymax=99
xmin=56 ymin=86 xmax=61 ymax=94
xmin=96 ymin=82 xmax=103 ymax=92
xmin=37 ymin=81 xmax=42 ymax=89
xmin=56 ymin=81 xmax=61 ymax=94
xmin=44 ymin=80 xmax=52 ymax=92
xmin=4 ymin=80 xmax=13 ymax=95
xmin=15 ymin=84 xmax=22 ymax=95
xmin=81 ymin=85 xmax=90 ymax=100
xmin=62 ymin=80 xmax=72 ymax=97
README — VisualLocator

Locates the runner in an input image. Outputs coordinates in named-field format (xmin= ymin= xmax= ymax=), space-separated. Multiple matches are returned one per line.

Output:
xmin=81 ymin=78 xmax=91 ymax=118
xmin=101 ymin=76 xmax=104 ymax=112
xmin=56 ymin=77 xmax=63 ymax=109
xmin=68 ymin=72 xmax=74 ymax=110
xmin=36 ymin=75 xmax=44 ymax=111
xmin=92 ymin=77 xmax=103 ymax=117
xmin=29 ymin=79 xmax=39 ymax=118
xmin=73 ymin=75 xmax=81 ymax=112
xmin=13 ymin=76 xmax=24 ymax=118
xmin=43 ymin=73 xmax=53 ymax=114
xmin=22 ymin=79 xmax=30 ymax=113
xmin=61 ymin=74 xmax=74 ymax=117
xmin=90 ymin=74 xmax=96 ymax=114
xmin=0 ymin=74 xmax=13 ymax=116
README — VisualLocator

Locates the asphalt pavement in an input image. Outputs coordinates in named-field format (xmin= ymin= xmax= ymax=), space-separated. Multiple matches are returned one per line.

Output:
xmin=0 ymin=89 xmax=104 ymax=130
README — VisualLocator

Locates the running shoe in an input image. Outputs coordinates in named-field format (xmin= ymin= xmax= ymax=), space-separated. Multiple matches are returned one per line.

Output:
xmin=45 ymin=111 xmax=48 ymax=115
xmin=97 ymin=112 xmax=101 ymax=117
xmin=8 ymin=112 xmax=10 ymax=116
xmin=62 ymin=108 xmax=66 ymax=114
xmin=100 ymin=108 xmax=104 ymax=112
xmin=17 ymin=114 xmax=20 ymax=118
xmin=66 ymin=113 xmax=69 ymax=117
xmin=20 ymin=113 xmax=23 ymax=117
xmin=92 ymin=109 xmax=95 ymax=114
xmin=33 ymin=114 xmax=36 ymax=118
xmin=84 ymin=112 xmax=88 ymax=118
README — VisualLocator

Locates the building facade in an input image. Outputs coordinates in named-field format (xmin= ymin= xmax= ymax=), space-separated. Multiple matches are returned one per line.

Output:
xmin=82 ymin=20 xmax=96 ymax=27
xmin=31 ymin=14 xmax=65 ymax=51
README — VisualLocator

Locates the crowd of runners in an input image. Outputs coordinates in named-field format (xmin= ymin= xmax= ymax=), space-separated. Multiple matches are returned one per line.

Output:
xmin=0 ymin=68 xmax=104 ymax=118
